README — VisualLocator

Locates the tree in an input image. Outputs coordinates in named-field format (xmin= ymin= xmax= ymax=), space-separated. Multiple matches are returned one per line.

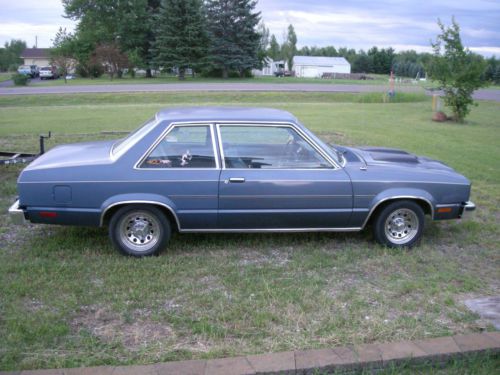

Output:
xmin=0 ymin=39 xmax=26 ymax=71
xmin=281 ymin=24 xmax=297 ymax=71
xmin=256 ymin=22 xmax=270 ymax=67
xmin=352 ymin=52 xmax=373 ymax=73
xmin=63 ymin=0 xmax=160 ymax=77
xmin=268 ymin=34 xmax=280 ymax=60
xmin=151 ymin=0 xmax=208 ymax=80
xmin=94 ymin=43 xmax=129 ymax=80
xmin=51 ymin=28 xmax=76 ymax=83
xmin=205 ymin=0 xmax=261 ymax=78
xmin=426 ymin=18 xmax=487 ymax=122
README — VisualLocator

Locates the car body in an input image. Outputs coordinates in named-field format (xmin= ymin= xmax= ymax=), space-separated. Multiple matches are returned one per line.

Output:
xmin=39 ymin=66 xmax=59 ymax=79
xmin=17 ymin=65 xmax=38 ymax=78
xmin=9 ymin=107 xmax=475 ymax=256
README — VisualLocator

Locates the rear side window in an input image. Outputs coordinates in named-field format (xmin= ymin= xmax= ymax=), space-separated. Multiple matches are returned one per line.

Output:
xmin=140 ymin=125 xmax=216 ymax=168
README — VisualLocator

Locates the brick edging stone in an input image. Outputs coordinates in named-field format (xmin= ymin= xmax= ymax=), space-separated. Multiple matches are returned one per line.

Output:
xmin=3 ymin=332 xmax=499 ymax=375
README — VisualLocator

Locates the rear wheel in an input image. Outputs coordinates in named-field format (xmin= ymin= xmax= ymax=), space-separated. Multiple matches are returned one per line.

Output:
xmin=373 ymin=200 xmax=425 ymax=248
xmin=109 ymin=205 xmax=171 ymax=256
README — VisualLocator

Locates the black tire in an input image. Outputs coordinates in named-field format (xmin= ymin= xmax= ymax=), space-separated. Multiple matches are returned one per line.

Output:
xmin=109 ymin=205 xmax=171 ymax=257
xmin=372 ymin=200 xmax=425 ymax=248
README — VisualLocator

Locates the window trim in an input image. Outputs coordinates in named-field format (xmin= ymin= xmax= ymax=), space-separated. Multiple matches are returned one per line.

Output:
xmin=134 ymin=122 xmax=220 ymax=170
xmin=216 ymin=122 xmax=339 ymax=170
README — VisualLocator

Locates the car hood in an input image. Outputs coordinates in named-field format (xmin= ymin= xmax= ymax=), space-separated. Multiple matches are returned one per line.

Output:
xmin=24 ymin=140 xmax=115 ymax=171
xmin=351 ymin=146 xmax=455 ymax=171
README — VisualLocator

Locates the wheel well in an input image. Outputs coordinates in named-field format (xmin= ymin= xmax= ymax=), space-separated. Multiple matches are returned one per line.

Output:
xmin=365 ymin=198 xmax=432 ymax=227
xmin=101 ymin=203 xmax=180 ymax=232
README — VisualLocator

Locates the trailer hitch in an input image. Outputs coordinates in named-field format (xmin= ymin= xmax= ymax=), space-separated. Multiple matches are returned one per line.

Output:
xmin=39 ymin=131 xmax=51 ymax=155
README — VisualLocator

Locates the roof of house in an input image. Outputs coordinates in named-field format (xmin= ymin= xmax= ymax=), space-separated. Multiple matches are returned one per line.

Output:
xmin=20 ymin=48 xmax=51 ymax=59
xmin=293 ymin=56 xmax=350 ymax=66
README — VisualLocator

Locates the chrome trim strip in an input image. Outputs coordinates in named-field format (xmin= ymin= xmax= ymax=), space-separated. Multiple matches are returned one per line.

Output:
xmin=19 ymin=180 xmax=221 ymax=184
xmin=361 ymin=195 xmax=434 ymax=229
xmin=180 ymin=227 xmax=362 ymax=233
xmin=436 ymin=203 xmax=461 ymax=208
xmin=133 ymin=122 xmax=220 ymax=170
xmin=351 ymin=180 xmax=470 ymax=185
xmin=220 ymin=194 xmax=352 ymax=199
xmin=100 ymin=200 xmax=181 ymax=229
xmin=8 ymin=200 xmax=26 ymax=225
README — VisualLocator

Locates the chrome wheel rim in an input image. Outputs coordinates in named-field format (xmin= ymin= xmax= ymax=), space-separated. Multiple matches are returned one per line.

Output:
xmin=119 ymin=211 xmax=161 ymax=252
xmin=384 ymin=208 xmax=419 ymax=245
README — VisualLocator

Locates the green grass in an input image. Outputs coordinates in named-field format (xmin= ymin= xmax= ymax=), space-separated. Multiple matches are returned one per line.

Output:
xmin=25 ymin=73 xmax=403 ymax=87
xmin=0 ymin=92 xmax=499 ymax=371
xmin=0 ymin=72 xmax=13 ymax=83
xmin=353 ymin=353 xmax=500 ymax=375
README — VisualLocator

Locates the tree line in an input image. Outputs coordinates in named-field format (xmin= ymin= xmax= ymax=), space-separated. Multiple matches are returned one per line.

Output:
xmin=57 ymin=0 xmax=262 ymax=79
xmin=1 ymin=1 xmax=499 ymax=85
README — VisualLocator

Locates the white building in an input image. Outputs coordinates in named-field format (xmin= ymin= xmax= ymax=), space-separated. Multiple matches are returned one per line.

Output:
xmin=252 ymin=58 xmax=287 ymax=76
xmin=293 ymin=56 xmax=351 ymax=78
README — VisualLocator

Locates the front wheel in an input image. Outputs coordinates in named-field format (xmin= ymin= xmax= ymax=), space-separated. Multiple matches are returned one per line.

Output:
xmin=109 ymin=205 xmax=171 ymax=256
xmin=373 ymin=200 xmax=425 ymax=248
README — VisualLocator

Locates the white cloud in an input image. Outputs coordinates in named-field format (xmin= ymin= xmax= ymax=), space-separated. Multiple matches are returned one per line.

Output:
xmin=0 ymin=22 xmax=75 ymax=48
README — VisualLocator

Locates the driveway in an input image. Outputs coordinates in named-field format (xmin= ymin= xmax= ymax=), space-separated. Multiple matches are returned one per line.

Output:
xmin=0 ymin=82 xmax=498 ymax=101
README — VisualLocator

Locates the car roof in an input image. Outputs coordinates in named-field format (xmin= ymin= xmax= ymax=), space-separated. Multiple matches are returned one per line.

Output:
xmin=155 ymin=107 xmax=298 ymax=124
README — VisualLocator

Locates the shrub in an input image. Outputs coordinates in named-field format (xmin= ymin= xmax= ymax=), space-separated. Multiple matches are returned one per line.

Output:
xmin=12 ymin=73 xmax=29 ymax=86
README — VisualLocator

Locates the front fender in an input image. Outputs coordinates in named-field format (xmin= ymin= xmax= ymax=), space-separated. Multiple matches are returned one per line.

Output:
xmin=363 ymin=188 xmax=436 ymax=228
xmin=99 ymin=193 xmax=179 ymax=227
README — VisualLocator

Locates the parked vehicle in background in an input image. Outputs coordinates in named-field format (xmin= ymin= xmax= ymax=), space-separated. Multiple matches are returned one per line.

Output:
xmin=39 ymin=66 xmax=59 ymax=80
xmin=17 ymin=65 xmax=38 ymax=78
xmin=9 ymin=107 xmax=475 ymax=256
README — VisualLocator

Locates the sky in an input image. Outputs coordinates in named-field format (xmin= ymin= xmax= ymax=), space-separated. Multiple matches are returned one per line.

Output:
xmin=0 ymin=0 xmax=499 ymax=57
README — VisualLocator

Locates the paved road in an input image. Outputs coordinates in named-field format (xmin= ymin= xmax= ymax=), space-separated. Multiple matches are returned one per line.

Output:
xmin=0 ymin=82 xmax=498 ymax=101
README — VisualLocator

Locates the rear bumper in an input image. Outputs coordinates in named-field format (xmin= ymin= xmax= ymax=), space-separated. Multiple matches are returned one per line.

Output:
xmin=8 ymin=200 xmax=26 ymax=225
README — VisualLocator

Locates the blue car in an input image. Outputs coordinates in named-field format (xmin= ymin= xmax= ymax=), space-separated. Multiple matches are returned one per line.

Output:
xmin=9 ymin=107 xmax=475 ymax=256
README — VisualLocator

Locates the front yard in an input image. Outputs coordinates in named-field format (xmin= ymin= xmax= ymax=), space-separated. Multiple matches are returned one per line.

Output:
xmin=0 ymin=92 xmax=498 ymax=371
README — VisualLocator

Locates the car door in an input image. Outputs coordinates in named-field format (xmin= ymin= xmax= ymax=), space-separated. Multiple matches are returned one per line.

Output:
xmin=217 ymin=123 xmax=353 ymax=229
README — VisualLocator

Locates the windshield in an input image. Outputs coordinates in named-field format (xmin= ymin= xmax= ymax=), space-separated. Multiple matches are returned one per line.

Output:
xmin=112 ymin=117 xmax=157 ymax=157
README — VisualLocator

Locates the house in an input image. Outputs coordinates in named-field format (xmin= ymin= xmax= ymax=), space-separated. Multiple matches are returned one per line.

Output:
xmin=20 ymin=48 xmax=52 ymax=67
xmin=293 ymin=56 xmax=351 ymax=78
xmin=252 ymin=58 xmax=287 ymax=77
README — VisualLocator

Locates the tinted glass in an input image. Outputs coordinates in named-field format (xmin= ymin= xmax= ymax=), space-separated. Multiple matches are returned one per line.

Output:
xmin=140 ymin=125 xmax=216 ymax=168
xmin=219 ymin=125 xmax=331 ymax=169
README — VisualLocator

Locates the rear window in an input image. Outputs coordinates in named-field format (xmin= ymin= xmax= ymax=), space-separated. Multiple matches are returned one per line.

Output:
xmin=40 ymin=67 xmax=52 ymax=71
xmin=112 ymin=117 xmax=157 ymax=157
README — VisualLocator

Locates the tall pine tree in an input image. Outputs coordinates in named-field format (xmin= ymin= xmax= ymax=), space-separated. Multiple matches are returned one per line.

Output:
xmin=205 ymin=0 xmax=261 ymax=78
xmin=151 ymin=0 xmax=208 ymax=79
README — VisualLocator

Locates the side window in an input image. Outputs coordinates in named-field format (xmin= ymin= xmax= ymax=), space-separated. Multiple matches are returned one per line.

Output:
xmin=219 ymin=125 xmax=332 ymax=169
xmin=140 ymin=125 xmax=216 ymax=168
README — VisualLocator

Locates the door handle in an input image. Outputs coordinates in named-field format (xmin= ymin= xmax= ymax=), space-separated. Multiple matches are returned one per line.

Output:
xmin=227 ymin=177 xmax=245 ymax=183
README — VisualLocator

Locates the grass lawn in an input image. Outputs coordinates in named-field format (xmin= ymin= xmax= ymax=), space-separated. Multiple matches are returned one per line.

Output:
xmin=0 ymin=92 xmax=499 ymax=371
xmin=28 ymin=73 xmax=406 ymax=87
xmin=0 ymin=72 xmax=13 ymax=83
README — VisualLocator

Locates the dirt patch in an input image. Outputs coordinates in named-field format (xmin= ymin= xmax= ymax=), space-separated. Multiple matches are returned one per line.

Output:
xmin=71 ymin=305 xmax=175 ymax=350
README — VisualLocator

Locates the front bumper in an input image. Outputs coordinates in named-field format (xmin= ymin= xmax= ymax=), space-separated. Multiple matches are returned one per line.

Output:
xmin=461 ymin=201 xmax=476 ymax=219
xmin=8 ymin=200 xmax=26 ymax=225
